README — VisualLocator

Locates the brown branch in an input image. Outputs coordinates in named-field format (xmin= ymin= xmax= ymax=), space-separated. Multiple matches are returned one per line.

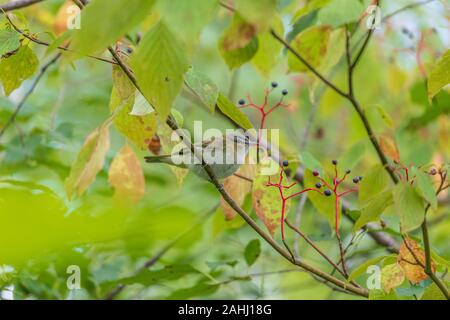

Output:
xmin=285 ymin=219 xmax=349 ymax=280
xmin=3 ymin=12 xmax=118 ymax=65
xmin=0 ymin=0 xmax=43 ymax=12
xmin=0 ymin=53 xmax=62 ymax=140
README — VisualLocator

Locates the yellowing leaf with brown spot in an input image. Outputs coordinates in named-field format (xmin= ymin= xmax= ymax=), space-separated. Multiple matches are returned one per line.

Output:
xmin=379 ymin=133 xmax=400 ymax=163
xmin=220 ymin=163 xmax=256 ymax=220
xmin=108 ymin=145 xmax=145 ymax=204
xmin=252 ymin=159 xmax=295 ymax=236
xmin=288 ymin=26 xmax=331 ymax=73
xmin=110 ymin=66 xmax=157 ymax=150
xmin=381 ymin=263 xmax=405 ymax=293
xmin=398 ymin=238 xmax=435 ymax=284
xmin=65 ymin=125 xmax=110 ymax=199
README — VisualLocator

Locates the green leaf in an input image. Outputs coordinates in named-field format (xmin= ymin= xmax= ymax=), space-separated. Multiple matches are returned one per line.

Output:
xmin=299 ymin=152 xmax=323 ymax=173
xmin=166 ymin=280 xmax=220 ymax=300
xmin=109 ymin=66 xmax=157 ymax=150
xmin=348 ymin=255 xmax=394 ymax=282
xmin=375 ymin=105 xmax=394 ymax=128
xmin=354 ymin=189 xmax=393 ymax=231
xmin=428 ymin=49 xmax=450 ymax=101
xmin=65 ymin=124 xmax=110 ymax=199
xmin=292 ymin=0 xmax=331 ymax=22
xmin=393 ymin=182 xmax=425 ymax=232
xmin=421 ymin=282 xmax=450 ymax=300
xmin=216 ymin=93 xmax=253 ymax=130
xmin=157 ymin=0 xmax=218 ymax=45
xmin=288 ymin=26 xmax=331 ymax=73
xmin=411 ymin=167 xmax=437 ymax=210
xmin=234 ymin=0 xmax=277 ymax=32
xmin=244 ymin=239 xmax=261 ymax=266
xmin=431 ymin=251 xmax=450 ymax=269
xmin=185 ymin=67 xmax=219 ymax=113
xmin=340 ymin=141 xmax=366 ymax=170
xmin=218 ymin=14 xmax=259 ymax=69
xmin=131 ymin=22 xmax=189 ymax=121
xmin=304 ymin=169 xmax=338 ymax=229
xmin=318 ymin=0 xmax=364 ymax=27
xmin=0 ymin=29 xmax=20 ymax=57
xmin=0 ymin=45 xmax=38 ymax=96
xmin=358 ymin=165 xmax=391 ymax=205
xmin=252 ymin=15 xmax=284 ymax=77
xmin=71 ymin=0 xmax=156 ymax=56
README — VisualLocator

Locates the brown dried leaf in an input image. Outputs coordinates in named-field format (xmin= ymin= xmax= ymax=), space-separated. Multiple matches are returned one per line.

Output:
xmin=220 ymin=164 xmax=256 ymax=220
xmin=398 ymin=238 xmax=435 ymax=284
xmin=108 ymin=145 xmax=145 ymax=204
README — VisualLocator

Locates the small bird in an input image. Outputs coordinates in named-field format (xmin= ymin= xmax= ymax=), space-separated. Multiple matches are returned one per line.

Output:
xmin=145 ymin=133 xmax=257 ymax=180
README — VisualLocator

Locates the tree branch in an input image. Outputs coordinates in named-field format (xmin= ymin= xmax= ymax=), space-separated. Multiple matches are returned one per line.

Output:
xmin=0 ymin=53 xmax=62 ymax=140
xmin=0 ymin=0 xmax=43 ymax=13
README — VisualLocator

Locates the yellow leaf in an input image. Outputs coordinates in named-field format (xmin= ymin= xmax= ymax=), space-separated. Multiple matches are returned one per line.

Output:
xmin=288 ymin=26 xmax=331 ymax=73
xmin=65 ymin=125 xmax=110 ymax=199
xmin=108 ymin=145 xmax=145 ymax=204
xmin=398 ymin=238 xmax=435 ymax=284
xmin=381 ymin=263 xmax=405 ymax=293
xmin=252 ymin=159 xmax=295 ymax=236
xmin=220 ymin=163 xmax=256 ymax=220
xmin=110 ymin=66 xmax=157 ymax=150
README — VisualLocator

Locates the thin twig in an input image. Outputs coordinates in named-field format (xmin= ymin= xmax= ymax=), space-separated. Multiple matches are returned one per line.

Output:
xmin=3 ymin=12 xmax=118 ymax=65
xmin=0 ymin=53 xmax=62 ymax=140
xmin=0 ymin=0 xmax=43 ymax=12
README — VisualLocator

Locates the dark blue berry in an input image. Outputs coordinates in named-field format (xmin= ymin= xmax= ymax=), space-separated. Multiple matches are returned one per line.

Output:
xmin=312 ymin=170 xmax=319 ymax=177
xmin=332 ymin=160 xmax=338 ymax=165
xmin=324 ymin=189 xmax=332 ymax=196
xmin=238 ymin=99 xmax=245 ymax=105
xmin=315 ymin=182 xmax=322 ymax=188
xmin=353 ymin=177 xmax=360 ymax=184
xmin=271 ymin=81 xmax=278 ymax=88
xmin=282 ymin=160 xmax=289 ymax=167
xmin=346 ymin=169 xmax=351 ymax=174
xmin=282 ymin=89 xmax=288 ymax=96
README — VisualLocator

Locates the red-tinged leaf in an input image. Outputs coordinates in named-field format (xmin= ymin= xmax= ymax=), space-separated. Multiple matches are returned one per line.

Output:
xmin=108 ymin=144 xmax=145 ymax=204
xmin=65 ymin=125 xmax=110 ymax=199
xmin=252 ymin=159 xmax=295 ymax=236
xmin=379 ymin=133 xmax=400 ymax=163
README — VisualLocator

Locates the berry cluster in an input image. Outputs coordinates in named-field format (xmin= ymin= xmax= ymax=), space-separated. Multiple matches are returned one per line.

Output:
xmin=238 ymin=82 xmax=290 ymax=161
xmin=310 ymin=160 xmax=362 ymax=234
xmin=268 ymin=159 xmax=362 ymax=240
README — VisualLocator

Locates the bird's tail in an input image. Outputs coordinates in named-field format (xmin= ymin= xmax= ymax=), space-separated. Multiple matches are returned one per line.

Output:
xmin=144 ymin=155 xmax=185 ymax=168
